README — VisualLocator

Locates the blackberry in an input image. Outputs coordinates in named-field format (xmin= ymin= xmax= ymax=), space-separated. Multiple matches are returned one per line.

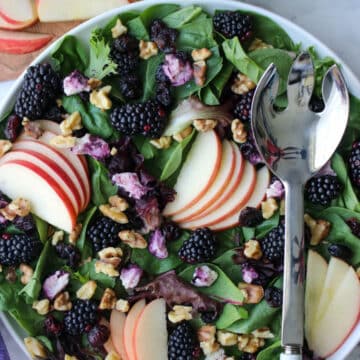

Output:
xmin=111 ymin=52 xmax=139 ymax=75
xmin=200 ymin=310 xmax=219 ymax=324
xmin=261 ymin=223 xmax=285 ymax=263
xmin=87 ymin=216 xmax=122 ymax=253
xmin=213 ymin=11 xmax=253 ymax=40
xmin=239 ymin=206 xmax=263 ymax=227
xmin=161 ymin=221 xmax=181 ymax=242
xmin=12 ymin=214 xmax=36 ymax=233
xmin=43 ymin=106 xmax=66 ymax=123
xmin=264 ymin=286 xmax=283 ymax=307
xmin=15 ymin=63 xmax=61 ymax=119
xmin=305 ymin=175 xmax=342 ymax=206
xmin=239 ymin=354 xmax=256 ymax=360
xmin=150 ymin=19 xmax=178 ymax=53
xmin=155 ymin=64 xmax=169 ymax=83
xmin=0 ymin=234 xmax=41 ymax=266
xmin=63 ymin=299 xmax=98 ymax=336
xmin=346 ymin=218 xmax=360 ymax=238
xmin=55 ymin=243 xmax=80 ymax=268
xmin=233 ymin=90 xmax=255 ymax=122
xmin=156 ymin=82 xmax=172 ymax=107
xmin=349 ymin=140 xmax=360 ymax=189
xmin=44 ymin=315 xmax=63 ymax=336
xmin=119 ymin=73 xmax=142 ymax=99
xmin=309 ymin=96 xmax=325 ymax=112
xmin=168 ymin=322 xmax=197 ymax=360
xmin=110 ymin=100 xmax=167 ymax=138
xmin=4 ymin=114 xmax=22 ymax=142
xmin=72 ymin=127 xmax=87 ymax=138
xmin=112 ymin=34 xmax=139 ymax=53
xmin=178 ymin=228 xmax=217 ymax=264
xmin=328 ymin=244 xmax=353 ymax=262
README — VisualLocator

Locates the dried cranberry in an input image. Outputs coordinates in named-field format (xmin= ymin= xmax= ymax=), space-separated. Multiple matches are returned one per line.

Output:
xmin=150 ymin=19 xmax=178 ymax=53
xmin=4 ymin=114 xmax=22 ymax=141
xmin=44 ymin=315 xmax=63 ymax=336
xmin=239 ymin=207 xmax=263 ymax=227
xmin=328 ymin=244 xmax=353 ymax=262
xmin=346 ymin=218 xmax=360 ymax=238
xmin=161 ymin=221 xmax=181 ymax=242
xmin=87 ymin=324 xmax=110 ymax=348
xmin=200 ymin=310 xmax=219 ymax=324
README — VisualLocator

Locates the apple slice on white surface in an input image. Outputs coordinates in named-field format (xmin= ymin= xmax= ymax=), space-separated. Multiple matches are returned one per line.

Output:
xmin=0 ymin=30 xmax=52 ymax=54
xmin=163 ymin=130 xmax=222 ymax=217
xmin=0 ymin=0 xmax=37 ymax=24
xmin=304 ymin=250 xmax=328 ymax=350
xmin=123 ymin=299 xmax=145 ymax=360
xmin=180 ymin=160 xmax=256 ymax=230
xmin=209 ymin=165 xmax=270 ymax=231
xmin=188 ymin=142 xmax=244 ymax=221
xmin=310 ymin=265 xmax=360 ymax=358
xmin=36 ymin=0 xmax=129 ymax=22
xmin=12 ymin=140 xmax=87 ymax=211
xmin=110 ymin=310 xmax=128 ymax=360
xmin=0 ymin=15 xmax=36 ymax=30
xmin=134 ymin=298 xmax=168 ymax=360
xmin=172 ymin=140 xmax=236 ymax=223
xmin=0 ymin=161 xmax=76 ymax=232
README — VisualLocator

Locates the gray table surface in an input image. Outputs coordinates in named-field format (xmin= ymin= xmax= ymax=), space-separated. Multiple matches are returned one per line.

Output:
xmin=0 ymin=0 xmax=360 ymax=359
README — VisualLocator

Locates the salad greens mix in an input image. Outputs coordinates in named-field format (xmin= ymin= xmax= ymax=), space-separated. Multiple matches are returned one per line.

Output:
xmin=0 ymin=3 xmax=359 ymax=360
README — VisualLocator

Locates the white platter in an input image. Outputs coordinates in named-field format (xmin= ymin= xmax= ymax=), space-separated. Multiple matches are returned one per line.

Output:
xmin=0 ymin=0 xmax=359 ymax=359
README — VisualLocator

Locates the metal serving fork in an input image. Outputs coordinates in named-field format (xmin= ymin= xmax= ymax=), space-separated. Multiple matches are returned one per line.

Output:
xmin=251 ymin=52 xmax=349 ymax=359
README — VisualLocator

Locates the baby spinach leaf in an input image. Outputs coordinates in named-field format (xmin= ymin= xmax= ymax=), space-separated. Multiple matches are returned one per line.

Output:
xmin=257 ymin=340 xmax=282 ymax=360
xmin=216 ymin=303 xmax=248 ymax=329
xmin=213 ymin=248 xmax=243 ymax=284
xmin=132 ymin=135 xmax=158 ymax=159
xmin=51 ymin=35 xmax=88 ymax=76
xmin=79 ymin=260 xmax=115 ymax=288
xmin=36 ymin=336 xmax=54 ymax=353
xmin=138 ymin=3 xmax=180 ymax=27
xmin=101 ymin=11 xmax=139 ymax=41
xmin=33 ymin=214 xmax=48 ymax=244
xmin=62 ymin=95 xmax=114 ymax=138
xmin=242 ymin=227 xmax=256 ymax=241
xmin=340 ymin=95 xmax=360 ymax=152
xmin=0 ymin=276 xmax=22 ymax=311
xmin=127 ymin=16 xmax=150 ymax=40
xmin=255 ymin=211 xmax=280 ymax=239
xmin=209 ymin=61 xmax=234 ymax=99
xmin=131 ymin=232 xmax=189 ymax=274
xmin=199 ymin=86 xmax=220 ymax=105
xmin=163 ymin=5 xmax=203 ymax=28
xmin=77 ymin=206 xmax=97 ymax=259
xmin=179 ymin=263 xmax=245 ymax=304
xmin=87 ymin=157 xmax=118 ymax=206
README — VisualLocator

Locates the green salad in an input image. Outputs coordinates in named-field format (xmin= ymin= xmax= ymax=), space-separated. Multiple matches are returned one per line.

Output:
xmin=0 ymin=3 xmax=359 ymax=360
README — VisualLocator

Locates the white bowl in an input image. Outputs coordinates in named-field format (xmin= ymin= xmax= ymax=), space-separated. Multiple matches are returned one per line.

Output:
xmin=0 ymin=0 xmax=359 ymax=358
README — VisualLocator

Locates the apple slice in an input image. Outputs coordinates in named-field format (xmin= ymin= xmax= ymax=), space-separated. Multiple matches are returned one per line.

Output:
xmin=304 ymin=250 xmax=328 ymax=350
xmin=12 ymin=139 xmax=87 ymax=210
xmin=0 ymin=0 xmax=37 ymax=24
xmin=0 ymin=30 xmax=52 ymax=54
xmin=36 ymin=0 xmax=129 ymax=22
xmin=188 ymin=142 xmax=244 ymax=221
xmin=0 ymin=15 xmax=37 ymax=30
xmin=209 ymin=165 xmax=270 ymax=231
xmin=172 ymin=140 xmax=236 ymax=223
xmin=180 ymin=160 xmax=256 ymax=229
xmin=99 ymin=318 xmax=119 ymax=356
xmin=163 ymin=130 xmax=222 ymax=217
xmin=310 ymin=265 xmax=360 ymax=357
xmin=123 ymin=299 xmax=146 ymax=360
xmin=0 ymin=161 xmax=76 ymax=232
xmin=110 ymin=310 xmax=128 ymax=360
xmin=134 ymin=299 xmax=168 ymax=360
xmin=1 ymin=150 xmax=81 ymax=214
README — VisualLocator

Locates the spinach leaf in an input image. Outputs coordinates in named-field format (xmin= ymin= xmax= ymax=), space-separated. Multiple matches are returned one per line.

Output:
xmin=51 ymin=35 xmax=88 ymax=75
xmin=138 ymin=4 xmax=180 ymax=27
xmin=216 ymin=303 xmax=248 ymax=329
xmin=127 ymin=16 xmax=150 ymax=40
xmin=87 ymin=157 xmax=118 ymax=206
xmin=209 ymin=61 xmax=234 ymax=99
xmin=79 ymin=260 xmax=115 ymax=288
xmin=131 ymin=232 xmax=189 ymax=275
xmin=77 ymin=206 xmax=97 ymax=259
xmin=0 ymin=276 xmax=22 ymax=311
xmin=255 ymin=211 xmax=280 ymax=238
xmin=340 ymin=95 xmax=360 ymax=152
xmin=213 ymin=248 xmax=243 ymax=284
xmin=139 ymin=54 xmax=164 ymax=101
xmin=62 ymin=95 xmax=114 ymax=138
xmin=101 ymin=11 xmax=139 ymax=41
xmin=132 ymin=135 xmax=158 ymax=159
xmin=33 ymin=214 xmax=48 ymax=244
xmin=257 ymin=340 xmax=282 ymax=360
xmin=242 ymin=227 xmax=256 ymax=241
xmin=163 ymin=5 xmax=203 ymax=28
xmin=179 ymin=264 xmax=245 ymax=304
xmin=36 ymin=336 xmax=54 ymax=353
xmin=199 ymin=86 xmax=221 ymax=105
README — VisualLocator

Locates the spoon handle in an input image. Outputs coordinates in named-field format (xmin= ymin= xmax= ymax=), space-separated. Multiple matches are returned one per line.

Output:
xmin=281 ymin=183 xmax=306 ymax=356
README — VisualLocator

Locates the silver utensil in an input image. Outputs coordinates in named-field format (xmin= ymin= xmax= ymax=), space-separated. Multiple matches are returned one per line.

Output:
xmin=251 ymin=52 xmax=349 ymax=359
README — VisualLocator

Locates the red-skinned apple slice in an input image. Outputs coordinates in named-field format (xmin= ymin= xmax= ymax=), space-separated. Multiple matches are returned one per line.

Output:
xmin=1 ymin=150 xmax=81 ymax=214
xmin=36 ymin=0 xmax=129 ymax=22
xmin=172 ymin=140 xmax=236 ymax=223
xmin=188 ymin=142 xmax=244 ymax=221
xmin=0 ymin=0 xmax=37 ymax=24
xmin=110 ymin=310 xmax=128 ymax=360
xmin=209 ymin=166 xmax=270 ymax=231
xmin=0 ymin=15 xmax=37 ymax=30
xmin=310 ymin=264 xmax=360 ymax=357
xmin=0 ymin=30 xmax=52 ymax=54
xmin=163 ymin=130 xmax=222 ymax=217
xmin=12 ymin=139 xmax=87 ymax=210
xmin=123 ymin=300 xmax=145 ymax=360
xmin=0 ymin=160 xmax=76 ymax=232
xmin=180 ymin=160 xmax=256 ymax=229
xmin=134 ymin=298 xmax=168 ymax=360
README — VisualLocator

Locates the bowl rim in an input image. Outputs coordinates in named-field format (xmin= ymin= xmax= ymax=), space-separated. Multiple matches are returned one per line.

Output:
xmin=0 ymin=1 xmax=359 ymax=359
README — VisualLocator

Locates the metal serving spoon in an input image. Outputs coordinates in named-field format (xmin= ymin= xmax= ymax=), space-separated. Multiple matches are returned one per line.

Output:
xmin=251 ymin=52 xmax=349 ymax=359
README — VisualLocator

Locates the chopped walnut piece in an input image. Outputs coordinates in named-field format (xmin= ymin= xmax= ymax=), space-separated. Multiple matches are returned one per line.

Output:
xmin=98 ymin=247 xmax=123 ymax=268
xmin=251 ymin=327 xmax=274 ymax=339
xmin=200 ymin=340 xmax=220 ymax=355
xmin=32 ymin=299 xmax=50 ymax=315
xmin=139 ymin=40 xmax=158 ymax=60
xmin=193 ymin=60 xmax=207 ymax=86
xmin=90 ymin=85 xmax=112 ymax=111
xmin=24 ymin=337 xmax=47 ymax=359
xmin=168 ymin=305 xmax=193 ymax=323
xmin=0 ymin=139 xmax=12 ymax=157
xmin=238 ymin=283 xmax=264 ymax=304
xmin=54 ymin=291 xmax=72 ymax=311
xmin=65 ymin=356 xmax=78 ymax=360
xmin=20 ymin=264 xmax=33 ymax=285
xmin=193 ymin=119 xmax=217 ymax=132
xmin=95 ymin=260 xmax=119 ymax=277
xmin=51 ymin=230 xmax=64 ymax=246
xmin=108 ymin=195 xmax=129 ymax=211
xmin=0 ymin=197 xmax=31 ymax=220
xmin=304 ymin=213 xmax=331 ymax=245
xmin=191 ymin=48 xmax=212 ymax=61
xmin=69 ymin=223 xmax=82 ymax=245
xmin=261 ymin=197 xmax=278 ymax=219
xmin=105 ymin=352 xmax=121 ymax=360
xmin=76 ymin=280 xmax=97 ymax=300
xmin=173 ymin=126 xmax=193 ymax=142
xmin=231 ymin=73 xmax=256 ymax=95
xmin=23 ymin=119 xmax=44 ymax=139
xmin=60 ymin=111 xmax=82 ymax=136
xmin=119 ymin=230 xmax=147 ymax=249
xmin=150 ymin=136 xmax=172 ymax=149
xmin=115 ymin=299 xmax=130 ymax=312
xmin=110 ymin=147 xmax=118 ymax=156
xmin=99 ymin=288 xmax=117 ymax=310
xmin=5 ymin=267 xmax=17 ymax=282
xmin=244 ymin=239 xmax=263 ymax=260
xmin=217 ymin=330 xmax=238 ymax=346
xmin=248 ymin=38 xmax=273 ymax=51
xmin=111 ymin=18 xmax=127 ymax=38
xmin=99 ymin=204 xmax=129 ymax=224
xmin=49 ymin=135 xmax=76 ymax=148
xmin=231 ymin=119 xmax=247 ymax=143
xmin=88 ymin=78 xmax=102 ymax=89
xmin=198 ymin=325 xmax=216 ymax=342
